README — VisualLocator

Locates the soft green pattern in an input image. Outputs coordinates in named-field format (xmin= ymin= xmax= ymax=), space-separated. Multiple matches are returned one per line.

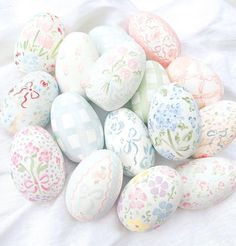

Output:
xmin=131 ymin=60 xmax=170 ymax=122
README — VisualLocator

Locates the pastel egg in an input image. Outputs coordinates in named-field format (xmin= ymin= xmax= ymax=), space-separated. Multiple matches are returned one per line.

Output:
xmin=0 ymin=71 xmax=59 ymax=134
xmin=130 ymin=60 xmax=170 ymax=123
xmin=193 ymin=100 xmax=236 ymax=158
xmin=105 ymin=108 xmax=155 ymax=177
xmin=117 ymin=165 xmax=183 ymax=232
xmin=148 ymin=84 xmax=201 ymax=160
xmin=66 ymin=149 xmax=123 ymax=221
xmin=51 ymin=92 xmax=104 ymax=162
xmin=56 ymin=32 xmax=99 ymax=96
xmin=86 ymin=43 xmax=146 ymax=111
xmin=167 ymin=56 xmax=224 ymax=108
xmin=10 ymin=126 xmax=65 ymax=201
xmin=177 ymin=157 xmax=236 ymax=209
xmin=14 ymin=13 xmax=65 ymax=73
xmin=89 ymin=25 xmax=135 ymax=54
xmin=128 ymin=12 xmax=181 ymax=68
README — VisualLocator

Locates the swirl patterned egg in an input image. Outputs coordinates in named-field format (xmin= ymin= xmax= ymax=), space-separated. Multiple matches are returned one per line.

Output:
xmin=128 ymin=12 xmax=181 ymax=68
xmin=148 ymin=84 xmax=201 ymax=160
xmin=105 ymin=108 xmax=155 ymax=177
xmin=193 ymin=100 xmax=236 ymax=158
xmin=177 ymin=157 xmax=236 ymax=209
xmin=10 ymin=126 xmax=65 ymax=202
xmin=14 ymin=12 xmax=65 ymax=73
xmin=85 ymin=43 xmax=146 ymax=111
xmin=65 ymin=149 xmax=123 ymax=221
xmin=56 ymin=32 xmax=99 ymax=96
xmin=51 ymin=92 xmax=104 ymax=162
xmin=167 ymin=56 xmax=224 ymax=108
xmin=117 ymin=165 xmax=183 ymax=232
xmin=131 ymin=60 xmax=170 ymax=123
xmin=89 ymin=25 xmax=135 ymax=54
xmin=0 ymin=71 xmax=59 ymax=134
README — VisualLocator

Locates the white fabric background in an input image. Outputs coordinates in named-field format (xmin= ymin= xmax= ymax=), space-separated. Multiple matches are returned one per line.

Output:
xmin=0 ymin=0 xmax=236 ymax=245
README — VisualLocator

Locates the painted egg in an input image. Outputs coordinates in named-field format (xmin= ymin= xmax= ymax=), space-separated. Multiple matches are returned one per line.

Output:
xmin=177 ymin=157 xmax=236 ymax=209
xmin=148 ymin=84 xmax=201 ymax=160
xmin=117 ymin=165 xmax=182 ymax=232
xmin=14 ymin=12 xmax=65 ymax=73
xmin=193 ymin=100 xmax=236 ymax=158
xmin=66 ymin=149 xmax=123 ymax=221
xmin=10 ymin=126 xmax=65 ymax=201
xmin=0 ymin=71 xmax=59 ymax=134
xmin=105 ymin=108 xmax=155 ymax=177
xmin=167 ymin=56 xmax=224 ymax=108
xmin=85 ymin=43 xmax=146 ymax=111
xmin=128 ymin=12 xmax=181 ymax=68
xmin=51 ymin=92 xmax=104 ymax=162
xmin=56 ymin=32 xmax=99 ymax=96
xmin=130 ymin=60 xmax=170 ymax=123
xmin=89 ymin=25 xmax=135 ymax=54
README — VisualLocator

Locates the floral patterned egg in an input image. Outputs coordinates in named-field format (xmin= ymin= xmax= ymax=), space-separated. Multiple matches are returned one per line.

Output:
xmin=193 ymin=100 xmax=236 ymax=158
xmin=0 ymin=71 xmax=59 ymax=134
xmin=177 ymin=157 xmax=236 ymax=209
xmin=105 ymin=108 xmax=155 ymax=177
xmin=148 ymin=84 xmax=201 ymax=160
xmin=89 ymin=25 xmax=135 ymax=54
xmin=128 ymin=12 xmax=181 ymax=68
xmin=56 ymin=32 xmax=99 ymax=96
xmin=51 ymin=92 xmax=104 ymax=162
xmin=117 ymin=165 xmax=183 ymax=232
xmin=85 ymin=43 xmax=146 ymax=111
xmin=130 ymin=60 xmax=170 ymax=123
xmin=167 ymin=56 xmax=224 ymax=108
xmin=14 ymin=12 xmax=65 ymax=73
xmin=10 ymin=126 xmax=65 ymax=201
xmin=66 ymin=149 xmax=123 ymax=221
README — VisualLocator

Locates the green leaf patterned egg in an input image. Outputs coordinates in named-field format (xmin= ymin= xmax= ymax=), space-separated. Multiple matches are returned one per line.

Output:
xmin=148 ymin=84 xmax=201 ymax=160
xmin=14 ymin=12 xmax=65 ymax=73
xmin=117 ymin=165 xmax=183 ymax=232
xmin=130 ymin=60 xmax=170 ymax=123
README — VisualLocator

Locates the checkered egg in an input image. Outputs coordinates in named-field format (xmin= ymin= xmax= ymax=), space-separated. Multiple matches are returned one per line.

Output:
xmin=51 ymin=92 xmax=104 ymax=163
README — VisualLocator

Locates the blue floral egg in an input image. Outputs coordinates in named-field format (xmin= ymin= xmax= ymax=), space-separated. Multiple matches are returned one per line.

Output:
xmin=117 ymin=165 xmax=183 ymax=232
xmin=105 ymin=108 xmax=155 ymax=177
xmin=148 ymin=84 xmax=201 ymax=160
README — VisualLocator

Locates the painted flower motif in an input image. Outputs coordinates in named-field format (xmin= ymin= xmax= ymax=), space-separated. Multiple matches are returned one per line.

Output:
xmin=149 ymin=176 xmax=169 ymax=197
xmin=26 ymin=142 xmax=39 ymax=154
xmin=37 ymin=34 xmax=53 ymax=49
xmin=127 ymin=218 xmax=150 ymax=232
xmin=120 ymin=68 xmax=132 ymax=81
xmin=153 ymin=102 xmax=182 ymax=131
xmin=20 ymin=52 xmax=42 ymax=72
xmin=11 ymin=152 xmax=23 ymax=167
xmin=129 ymin=187 xmax=147 ymax=209
xmin=108 ymin=116 xmax=124 ymax=135
xmin=153 ymin=201 xmax=173 ymax=220
xmin=39 ymin=151 xmax=52 ymax=162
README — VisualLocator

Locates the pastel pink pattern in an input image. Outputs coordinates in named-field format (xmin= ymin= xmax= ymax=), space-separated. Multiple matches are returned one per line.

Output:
xmin=128 ymin=12 xmax=181 ymax=68
xmin=129 ymin=187 xmax=147 ymax=209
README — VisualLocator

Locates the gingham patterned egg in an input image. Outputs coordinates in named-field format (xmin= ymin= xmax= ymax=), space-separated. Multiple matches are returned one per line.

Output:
xmin=66 ymin=149 xmax=123 ymax=221
xmin=10 ymin=126 xmax=65 ymax=202
xmin=51 ymin=92 xmax=104 ymax=162
xmin=14 ymin=12 xmax=65 ymax=73
xmin=177 ymin=157 xmax=236 ymax=209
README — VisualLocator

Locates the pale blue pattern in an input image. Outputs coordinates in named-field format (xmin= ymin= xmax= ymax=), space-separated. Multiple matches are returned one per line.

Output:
xmin=153 ymin=201 xmax=173 ymax=220
xmin=21 ymin=52 xmax=42 ymax=73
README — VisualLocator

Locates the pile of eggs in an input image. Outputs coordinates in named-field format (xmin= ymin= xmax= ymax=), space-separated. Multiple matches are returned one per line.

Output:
xmin=1 ymin=11 xmax=236 ymax=232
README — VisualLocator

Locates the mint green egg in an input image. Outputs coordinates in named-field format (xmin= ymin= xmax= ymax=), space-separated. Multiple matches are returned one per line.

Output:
xmin=130 ymin=60 xmax=170 ymax=123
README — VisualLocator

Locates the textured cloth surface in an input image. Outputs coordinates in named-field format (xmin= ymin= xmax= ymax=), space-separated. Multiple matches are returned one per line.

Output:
xmin=0 ymin=0 xmax=236 ymax=245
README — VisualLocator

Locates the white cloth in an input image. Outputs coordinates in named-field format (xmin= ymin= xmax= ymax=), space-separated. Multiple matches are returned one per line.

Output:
xmin=0 ymin=0 xmax=236 ymax=245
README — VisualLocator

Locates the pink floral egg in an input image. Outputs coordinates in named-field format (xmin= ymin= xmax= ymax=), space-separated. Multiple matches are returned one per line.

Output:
xmin=117 ymin=165 xmax=182 ymax=232
xmin=167 ymin=56 xmax=224 ymax=108
xmin=10 ymin=126 xmax=65 ymax=202
xmin=14 ymin=12 xmax=65 ymax=73
xmin=128 ymin=12 xmax=181 ymax=68
xmin=177 ymin=157 xmax=236 ymax=209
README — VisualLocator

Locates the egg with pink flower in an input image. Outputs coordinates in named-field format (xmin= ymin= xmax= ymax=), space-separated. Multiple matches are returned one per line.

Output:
xmin=86 ymin=43 xmax=146 ymax=111
xmin=117 ymin=165 xmax=183 ymax=232
xmin=14 ymin=12 xmax=65 ymax=73
xmin=10 ymin=126 xmax=65 ymax=202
